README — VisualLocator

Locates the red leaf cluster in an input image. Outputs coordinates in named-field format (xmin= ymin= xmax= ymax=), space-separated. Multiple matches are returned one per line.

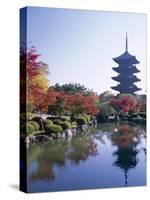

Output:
xmin=110 ymin=95 xmax=138 ymax=113
xmin=36 ymin=90 xmax=99 ymax=115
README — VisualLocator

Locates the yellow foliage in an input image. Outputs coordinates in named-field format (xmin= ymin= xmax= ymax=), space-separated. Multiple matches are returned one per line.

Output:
xmin=29 ymin=75 xmax=49 ymax=93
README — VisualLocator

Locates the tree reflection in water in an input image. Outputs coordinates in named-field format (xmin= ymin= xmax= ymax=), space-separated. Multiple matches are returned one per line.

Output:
xmin=27 ymin=122 xmax=146 ymax=187
xmin=66 ymin=137 xmax=98 ymax=164
xmin=28 ymin=134 xmax=98 ymax=182
xmin=31 ymin=160 xmax=55 ymax=181
xmin=28 ymin=141 xmax=66 ymax=181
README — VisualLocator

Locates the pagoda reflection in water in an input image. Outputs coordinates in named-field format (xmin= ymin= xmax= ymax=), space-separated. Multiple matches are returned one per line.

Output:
xmin=111 ymin=124 xmax=139 ymax=186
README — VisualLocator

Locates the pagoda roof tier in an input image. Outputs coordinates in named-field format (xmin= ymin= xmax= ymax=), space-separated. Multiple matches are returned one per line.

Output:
xmin=112 ymin=75 xmax=141 ymax=83
xmin=112 ymin=65 xmax=140 ymax=74
xmin=113 ymin=51 xmax=140 ymax=65
xmin=111 ymin=84 xmax=141 ymax=94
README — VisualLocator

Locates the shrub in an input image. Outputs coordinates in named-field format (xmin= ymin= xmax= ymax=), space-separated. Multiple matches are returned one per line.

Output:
xmin=26 ymin=123 xmax=35 ymax=135
xmin=21 ymin=123 xmax=35 ymax=135
xmin=32 ymin=117 xmax=44 ymax=130
xmin=60 ymin=121 xmax=71 ymax=130
xmin=71 ymin=121 xmax=77 ymax=128
xmin=28 ymin=121 xmax=40 ymax=131
xmin=43 ymin=119 xmax=53 ymax=126
xmin=81 ymin=114 xmax=91 ymax=123
xmin=45 ymin=124 xmax=63 ymax=135
xmin=20 ymin=112 xmax=34 ymax=120
xmin=76 ymin=117 xmax=87 ymax=125
xmin=53 ymin=119 xmax=62 ymax=125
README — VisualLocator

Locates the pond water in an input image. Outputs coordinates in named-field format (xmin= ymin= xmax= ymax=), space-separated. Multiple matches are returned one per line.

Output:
xmin=27 ymin=122 xmax=146 ymax=193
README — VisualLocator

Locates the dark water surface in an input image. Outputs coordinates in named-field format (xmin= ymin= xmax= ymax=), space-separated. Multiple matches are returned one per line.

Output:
xmin=27 ymin=122 xmax=146 ymax=192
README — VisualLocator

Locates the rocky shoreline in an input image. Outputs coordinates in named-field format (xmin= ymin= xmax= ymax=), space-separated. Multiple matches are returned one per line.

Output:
xmin=24 ymin=124 xmax=90 ymax=144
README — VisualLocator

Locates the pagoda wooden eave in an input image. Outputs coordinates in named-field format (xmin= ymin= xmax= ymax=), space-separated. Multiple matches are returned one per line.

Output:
xmin=113 ymin=51 xmax=140 ymax=64
xmin=111 ymin=84 xmax=141 ymax=93
xmin=112 ymin=66 xmax=140 ymax=73
xmin=112 ymin=75 xmax=141 ymax=83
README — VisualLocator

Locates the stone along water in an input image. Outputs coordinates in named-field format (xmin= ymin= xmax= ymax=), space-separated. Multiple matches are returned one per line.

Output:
xmin=27 ymin=122 xmax=146 ymax=192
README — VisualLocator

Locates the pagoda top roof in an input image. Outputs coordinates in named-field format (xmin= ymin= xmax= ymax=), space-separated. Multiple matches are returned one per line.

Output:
xmin=113 ymin=51 xmax=140 ymax=64
xmin=113 ymin=33 xmax=140 ymax=64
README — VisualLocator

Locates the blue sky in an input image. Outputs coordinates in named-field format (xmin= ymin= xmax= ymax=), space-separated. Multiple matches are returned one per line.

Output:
xmin=26 ymin=7 xmax=146 ymax=94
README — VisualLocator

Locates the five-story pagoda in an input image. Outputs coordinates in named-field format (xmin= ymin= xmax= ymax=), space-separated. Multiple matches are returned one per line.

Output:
xmin=111 ymin=33 xmax=141 ymax=94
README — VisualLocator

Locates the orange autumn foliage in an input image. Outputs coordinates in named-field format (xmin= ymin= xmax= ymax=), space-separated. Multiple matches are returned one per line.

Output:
xmin=20 ymin=46 xmax=49 ymax=104
xmin=20 ymin=46 xmax=99 ymax=115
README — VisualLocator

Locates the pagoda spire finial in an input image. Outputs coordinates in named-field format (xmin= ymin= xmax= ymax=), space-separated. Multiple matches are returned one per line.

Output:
xmin=126 ymin=32 xmax=128 ymax=52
